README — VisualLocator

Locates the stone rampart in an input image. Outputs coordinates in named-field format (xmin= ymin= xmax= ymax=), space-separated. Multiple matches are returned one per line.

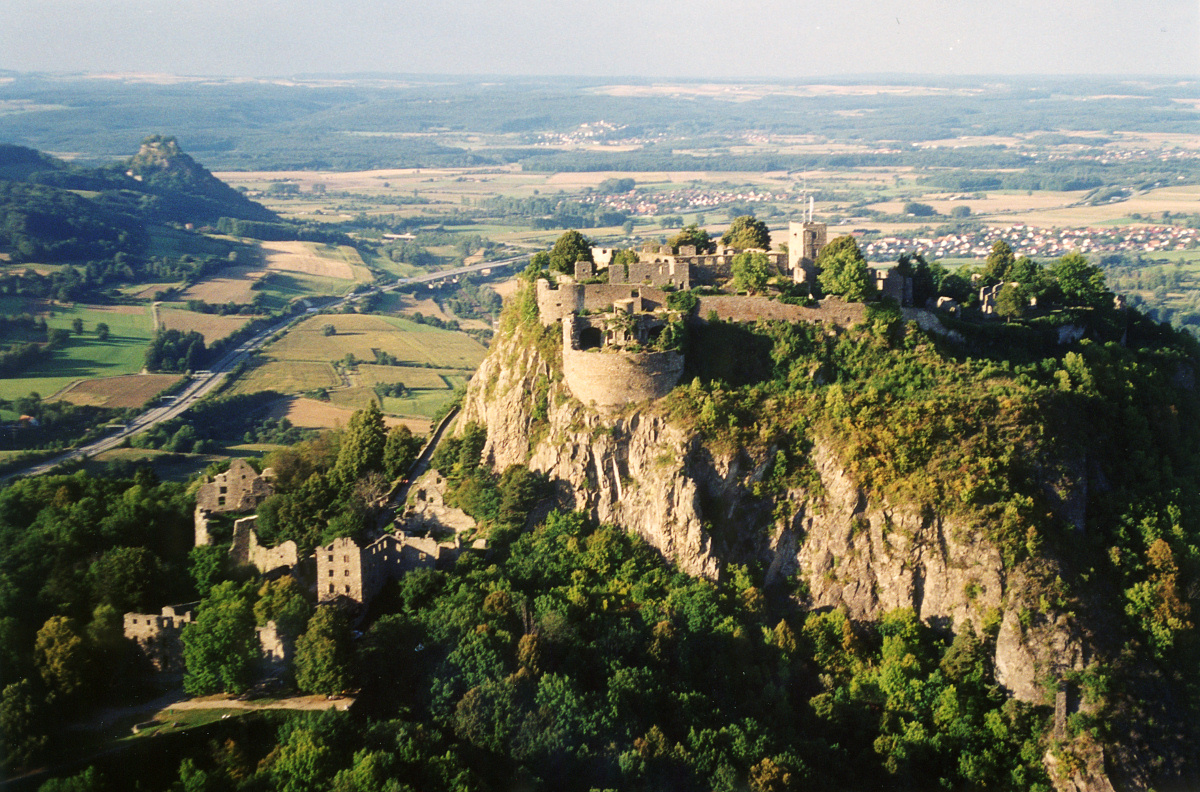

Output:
xmin=693 ymin=295 xmax=868 ymax=327
xmin=563 ymin=347 xmax=684 ymax=410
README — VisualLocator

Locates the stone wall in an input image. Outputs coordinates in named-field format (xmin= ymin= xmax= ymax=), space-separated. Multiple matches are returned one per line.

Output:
xmin=230 ymin=516 xmax=298 ymax=575
xmin=194 ymin=506 xmax=212 ymax=547
xmin=195 ymin=459 xmax=274 ymax=514
xmin=562 ymin=346 xmax=685 ymax=410
xmin=318 ymin=536 xmax=367 ymax=604
xmin=123 ymin=605 xmax=196 ymax=672
xmin=317 ymin=533 xmax=455 ymax=608
xmin=694 ymin=295 xmax=868 ymax=327
xmin=536 ymin=280 xmax=669 ymax=326
xmin=256 ymin=620 xmax=293 ymax=665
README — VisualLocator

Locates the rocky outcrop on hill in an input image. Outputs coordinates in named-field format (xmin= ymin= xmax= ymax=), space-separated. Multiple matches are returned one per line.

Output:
xmin=457 ymin=313 xmax=1180 ymax=792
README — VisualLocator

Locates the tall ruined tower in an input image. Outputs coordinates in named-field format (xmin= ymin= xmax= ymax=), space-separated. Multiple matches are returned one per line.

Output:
xmin=788 ymin=220 xmax=827 ymax=284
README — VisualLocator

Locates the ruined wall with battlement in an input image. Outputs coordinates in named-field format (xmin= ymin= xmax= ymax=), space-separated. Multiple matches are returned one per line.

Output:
xmin=123 ymin=605 xmax=196 ymax=672
xmin=230 ymin=516 xmax=298 ymax=576
xmin=693 ymin=295 xmax=868 ymax=327
xmin=536 ymin=280 xmax=668 ymax=326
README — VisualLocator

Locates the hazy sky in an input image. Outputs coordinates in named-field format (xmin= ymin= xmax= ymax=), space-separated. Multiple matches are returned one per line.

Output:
xmin=1 ymin=0 xmax=1197 ymax=78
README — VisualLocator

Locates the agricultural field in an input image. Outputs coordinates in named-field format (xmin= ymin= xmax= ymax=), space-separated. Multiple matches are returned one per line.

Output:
xmin=0 ymin=303 xmax=155 ymax=401
xmin=229 ymin=313 xmax=485 ymax=423
xmin=156 ymin=304 xmax=254 ymax=343
xmin=177 ymin=264 xmax=265 ymax=304
xmin=261 ymin=240 xmax=372 ymax=283
xmin=53 ymin=373 xmax=182 ymax=409
xmin=265 ymin=395 xmax=431 ymax=434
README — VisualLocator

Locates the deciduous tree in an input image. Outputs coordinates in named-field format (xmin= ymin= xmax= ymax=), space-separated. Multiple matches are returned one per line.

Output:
xmin=549 ymin=230 xmax=593 ymax=274
xmin=721 ymin=215 xmax=771 ymax=250
xmin=817 ymin=235 xmax=874 ymax=301
xmin=294 ymin=606 xmax=354 ymax=695
xmin=181 ymin=581 xmax=259 ymax=696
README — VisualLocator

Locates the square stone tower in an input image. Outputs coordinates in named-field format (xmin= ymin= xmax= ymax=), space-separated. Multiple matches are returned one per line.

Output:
xmin=788 ymin=221 xmax=827 ymax=284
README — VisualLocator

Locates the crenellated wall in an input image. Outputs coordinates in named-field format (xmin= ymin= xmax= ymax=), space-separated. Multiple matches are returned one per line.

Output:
xmin=693 ymin=295 xmax=868 ymax=327
xmin=536 ymin=279 xmax=669 ymax=326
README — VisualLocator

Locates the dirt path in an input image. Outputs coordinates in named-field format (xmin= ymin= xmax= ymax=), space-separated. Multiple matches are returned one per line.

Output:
xmin=161 ymin=694 xmax=354 ymax=713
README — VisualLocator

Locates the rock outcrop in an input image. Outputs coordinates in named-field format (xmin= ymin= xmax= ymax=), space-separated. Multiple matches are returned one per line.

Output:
xmin=457 ymin=310 xmax=1146 ymax=791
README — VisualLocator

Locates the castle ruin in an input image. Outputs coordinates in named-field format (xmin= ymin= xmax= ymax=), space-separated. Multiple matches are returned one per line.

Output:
xmin=123 ymin=604 xmax=196 ymax=672
xmin=535 ymin=219 xmax=921 ymax=410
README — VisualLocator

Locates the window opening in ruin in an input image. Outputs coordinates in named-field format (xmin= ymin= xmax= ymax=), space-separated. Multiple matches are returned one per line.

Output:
xmin=328 ymin=584 xmax=334 ymax=593
xmin=647 ymin=326 xmax=663 ymax=343
xmin=579 ymin=326 xmax=603 ymax=350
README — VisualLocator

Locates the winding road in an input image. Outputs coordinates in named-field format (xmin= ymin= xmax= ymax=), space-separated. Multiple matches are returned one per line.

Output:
xmin=2 ymin=253 xmax=528 ymax=483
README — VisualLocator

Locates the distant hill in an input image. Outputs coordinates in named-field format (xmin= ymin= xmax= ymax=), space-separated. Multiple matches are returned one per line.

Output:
xmin=0 ymin=138 xmax=279 ymax=301
xmin=124 ymin=134 xmax=276 ymax=224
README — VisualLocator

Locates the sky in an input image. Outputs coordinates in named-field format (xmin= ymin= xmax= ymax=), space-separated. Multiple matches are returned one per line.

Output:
xmin=0 ymin=0 xmax=1197 ymax=78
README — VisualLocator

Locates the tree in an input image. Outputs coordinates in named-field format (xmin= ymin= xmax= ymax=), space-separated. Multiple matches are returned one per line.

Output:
xmin=0 ymin=679 xmax=49 ymax=771
xmin=721 ymin=215 xmax=771 ymax=250
xmin=71 ymin=317 xmax=83 ymax=334
xmin=549 ymin=230 xmax=593 ymax=274
xmin=382 ymin=424 xmax=422 ymax=480
xmin=294 ymin=607 xmax=354 ymax=695
xmin=189 ymin=544 xmax=227 ymax=598
xmin=1053 ymin=251 xmax=1110 ymax=308
xmin=322 ymin=324 xmax=336 ymax=337
xmin=332 ymin=402 xmax=386 ymax=491
xmin=994 ymin=283 xmax=1026 ymax=320
xmin=950 ymin=205 xmax=971 ymax=219
xmin=34 ymin=616 xmax=91 ymax=701
xmin=817 ymin=235 xmax=874 ymax=301
xmin=94 ymin=322 xmax=109 ymax=341
xmin=902 ymin=201 xmax=937 ymax=217
xmin=668 ymin=223 xmax=711 ymax=252
xmin=984 ymin=240 xmax=1016 ymax=282
xmin=87 ymin=546 xmax=168 ymax=613
xmin=181 ymin=581 xmax=259 ymax=696
xmin=731 ymin=251 xmax=771 ymax=294
xmin=254 ymin=577 xmax=313 ymax=639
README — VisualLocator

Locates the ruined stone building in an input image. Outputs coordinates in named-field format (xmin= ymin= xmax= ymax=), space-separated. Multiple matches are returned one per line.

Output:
xmin=317 ymin=533 xmax=453 ymax=607
xmin=123 ymin=604 xmax=196 ymax=672
xmin=194 ymin=459 xmax=275 ymax=546
xmin=230 ymin=516 xmax=299 ymax=577
xmin=196 ymin=459 xmax=275 ymax=513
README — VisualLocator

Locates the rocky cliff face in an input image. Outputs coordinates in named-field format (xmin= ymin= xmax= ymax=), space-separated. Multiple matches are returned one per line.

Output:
xmin=459 ymin=317 xmax=1133 ymax=790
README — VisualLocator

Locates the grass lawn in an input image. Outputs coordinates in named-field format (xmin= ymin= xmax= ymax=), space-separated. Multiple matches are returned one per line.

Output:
xmin=0 ymin=304 xmax=154 ymax=401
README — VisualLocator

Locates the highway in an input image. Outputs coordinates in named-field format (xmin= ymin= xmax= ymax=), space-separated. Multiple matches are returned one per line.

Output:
xmin=3 ymin=252 xmax=529 ymax=482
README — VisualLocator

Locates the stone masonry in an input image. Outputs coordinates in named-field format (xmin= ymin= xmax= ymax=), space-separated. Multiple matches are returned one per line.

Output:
xmin=123 ymin=604 xmax=196 ymax=672
xmin=195 ymin=459 xmax=274 ymax=514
